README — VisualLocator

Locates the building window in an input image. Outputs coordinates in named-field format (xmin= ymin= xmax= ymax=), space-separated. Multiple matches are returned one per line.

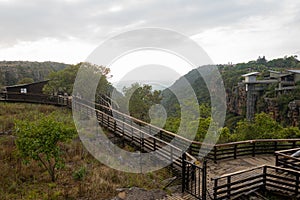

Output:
xmin=20 ymin=88 xmax=27 ymax=93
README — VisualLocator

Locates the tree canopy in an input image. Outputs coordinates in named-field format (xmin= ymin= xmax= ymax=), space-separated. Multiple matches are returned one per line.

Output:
xmin=122 ymin=83 xmax=162 ymax=123
xmin=43 ymin=62 xmax=111 ymax=99
xmin=15 ymin=113 xmax=76 ymax=181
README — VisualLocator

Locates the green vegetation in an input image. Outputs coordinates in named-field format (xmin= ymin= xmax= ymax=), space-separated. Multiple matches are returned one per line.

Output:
xmin=0 ymin=61 xmax=69 ymax=86
xmin=43 ymin=62 xmax=112 ymax=99
xmin=159 ymin=56 xmax=300 ymax=143
xmin=122 ymin=83 xmax=162 ymax=123
xmin=231 ymin=112 xmax=300 ymax=141
xmin=0 ymin=102 xmax=173 ymax=199
xmin=15 ymin=114 xmax=76 ymax=181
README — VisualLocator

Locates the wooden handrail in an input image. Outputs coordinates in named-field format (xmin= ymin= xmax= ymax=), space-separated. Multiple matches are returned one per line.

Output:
xmin=3 ymin=94 xmax=300 ymax=162
xmin=74 ymin=100 xmax=196 ymax=161
xmin=275 ymin=147 xmax=300 ymax=154
xmin=212 ymin=165 xmax=264 ymax=180
xmin=215 ymin=139 xmax=300 ymax=147
xmin=213 ymin=164 xmax=300 ymax=180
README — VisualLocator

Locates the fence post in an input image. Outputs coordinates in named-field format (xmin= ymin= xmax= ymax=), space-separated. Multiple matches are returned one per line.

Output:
xmin=234 ymin=145 xmax=237 ymax=159
xmin=114 ymin=121 xmax=117 ymax=133
xmin=122 ymin=115 xmax=125 ymax=135
xmin=227 ymin=176 xmax=231 ymax=199
xmin=296 ymin=175 xmax=299 ymax=196
xmin=274 ymin=141 xmax=278 ymax=152
xmin=202 ymin=160 xmax=207 ymax=200
xmin=214 ymin=146 xmax=217 ymax=163
xmin=252 ymin=142 xmax=256 ymax=157
xmin=293 ymin=141 xmax=296 ymax=149
xmin=262 ymin=166 xmax=267 ymax=194
xmin=182 ymin=153 xmax=187 ymax=193
xmin=213 ymin=179 xmax=218 ymax=200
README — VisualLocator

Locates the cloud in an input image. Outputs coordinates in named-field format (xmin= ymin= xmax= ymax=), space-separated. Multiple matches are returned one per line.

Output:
xmin=191 ymin=0 xmax=300 ymax=63
xmin=0 ymin=0 xmax=299 ymax=63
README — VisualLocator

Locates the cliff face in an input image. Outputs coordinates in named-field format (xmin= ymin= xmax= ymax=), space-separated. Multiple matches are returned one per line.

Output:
xmin=288 ymin=100 xmax=300 ymax=127
xmin=227 ymin=85 xmax=247 ymax=116
xmin=0 ymin=61 xmax=70 ymax=86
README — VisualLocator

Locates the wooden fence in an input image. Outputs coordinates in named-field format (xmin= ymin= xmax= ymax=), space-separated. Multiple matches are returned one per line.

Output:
xmin=72 ymin=99 xmax=195 ymax=170
xmin=275 ymin=147 xmax=300 ymax=171
xmin=212 ymin=165 xmax=300 ymax=200
xmin=2 ymin=93 xmax=300 ymax=199
xmin=2 ymin=93 xmax=300 ymax=164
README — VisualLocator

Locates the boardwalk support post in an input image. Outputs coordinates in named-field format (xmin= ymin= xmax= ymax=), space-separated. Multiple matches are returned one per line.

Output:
xmin=213 ymin=179 xmax=218 ymax=200
xmin=252 ymin=142 xmax=256 ymax=157
xmin=296 ymin=175 xmax=299 ymax=196
xmin=202 ymin=160 xmax=207 ymax=200
xmin=214 ymin=146 xmax=217 ymax=163
xmin=227 ymin=176 xmax=231 ymax=199
xmin=262 ymin=166 xmax=267 ymax=195
xmin=182 ymin=153 xmax=187 ymax=193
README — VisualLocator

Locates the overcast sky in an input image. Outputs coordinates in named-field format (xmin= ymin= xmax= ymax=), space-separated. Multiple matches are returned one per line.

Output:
xmin=0 ymin=0 xmax=300 ymax=65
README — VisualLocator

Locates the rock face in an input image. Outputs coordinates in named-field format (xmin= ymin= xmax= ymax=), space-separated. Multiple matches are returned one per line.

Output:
xmin=228 ymin=85 xmax=300 ymax=126
xmin=264 ymin=98 xmax=280 ymax=120
xmin=227 ymin=84 xmax=247 ymax=116
xmin=288 ymin=100 xmax=300 ymax=127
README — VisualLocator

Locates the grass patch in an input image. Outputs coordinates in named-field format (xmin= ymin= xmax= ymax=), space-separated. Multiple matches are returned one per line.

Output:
xmin=0 ymin=102 xmax=174 ymax=199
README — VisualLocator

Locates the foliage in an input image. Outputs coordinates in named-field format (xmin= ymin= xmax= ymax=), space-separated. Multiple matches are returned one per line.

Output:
xmin=0 ymin=61 xmax=69 ymax=86
xmin=15 ymin=113 xmax=76 ymax=181
xmin=217 ymin=127 xmax=232 ymax=143
xmin=233 ymin=112 xmax=283 ymax=140
xmin=43 ymin=64 xmax=79 ymax=95
xmin=122 ymin=83 xmax=162 ymax=123
xmin=1 ymin=103 xmax=173 ymax=199
xmin=162 ymin=56 xmax=300 ymax=129
xmin=72 ymin=166 xmax=87 ymax=181
xmin=43 ymin=62 xmax=112 ymax=98
xmin=231 ymin=112 xmax=300 ymax=141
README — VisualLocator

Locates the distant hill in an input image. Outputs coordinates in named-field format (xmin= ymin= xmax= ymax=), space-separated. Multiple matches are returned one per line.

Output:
xmin=161 ymin=56 xmax=300 ymax=125
xmin=0 ymin=61 xmax=71 ymax=86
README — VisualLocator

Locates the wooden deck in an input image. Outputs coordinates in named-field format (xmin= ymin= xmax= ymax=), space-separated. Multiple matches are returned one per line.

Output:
xmin=1 ymin=96 xmax=299 ymax=199
xmin=165 ymin=155 xmax=275 ymax=200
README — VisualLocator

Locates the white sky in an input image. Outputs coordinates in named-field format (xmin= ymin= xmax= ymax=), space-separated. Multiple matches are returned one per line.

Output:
xmin=0 ymin=0 xmax=300 ymax=66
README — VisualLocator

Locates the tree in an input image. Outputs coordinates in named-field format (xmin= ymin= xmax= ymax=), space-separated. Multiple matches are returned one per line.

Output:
xmin=233 ymin=112 xmax=283 ymax=140
xmin=43 ymin=62 xmax=111 ymax=97
xmin=43 ymin=64 xmax=79 ymax=95
xmin=122 ymin=83 xmax=162 ymax=123
xmin=15 ymin=113 xmax=75 ymax=181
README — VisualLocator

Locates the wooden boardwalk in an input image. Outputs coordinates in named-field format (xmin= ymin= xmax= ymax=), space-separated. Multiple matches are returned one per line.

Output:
xmin=165 ymin=155 xmax=275 ymax=200
xmin=1 ymin=95 xmax=300 ymax=200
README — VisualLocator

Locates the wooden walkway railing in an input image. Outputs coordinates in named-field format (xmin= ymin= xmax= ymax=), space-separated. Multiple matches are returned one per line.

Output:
xmin=90 ymin=99 xmax=300 ymax=163
xmin=275 ymin=147 xmax=300 ymax=171
xmin=1 ymin=92 xmax=71 ymax=106
xmin=212 ymin=165 xmax=300 ymax=200
xmin=210 ymin=139 xmax=300 ymax=163
xmin=2 ymin=93 xmax=300 ymax=163
xmin=72 ymin=98 xmax=195 ymax=171
xmin=2 ymin=93 xmax=300 ymax=199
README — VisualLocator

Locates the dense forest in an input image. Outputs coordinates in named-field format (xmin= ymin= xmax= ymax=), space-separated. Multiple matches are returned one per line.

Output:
xmin=160 ymin=56 xmax=300 ymax=142
xmin=0 ymin=61 xmax=70 ymax=86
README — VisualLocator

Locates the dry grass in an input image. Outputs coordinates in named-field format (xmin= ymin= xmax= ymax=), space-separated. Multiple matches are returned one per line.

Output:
xmin=0 ymin=102 xmax=174 ymax=200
